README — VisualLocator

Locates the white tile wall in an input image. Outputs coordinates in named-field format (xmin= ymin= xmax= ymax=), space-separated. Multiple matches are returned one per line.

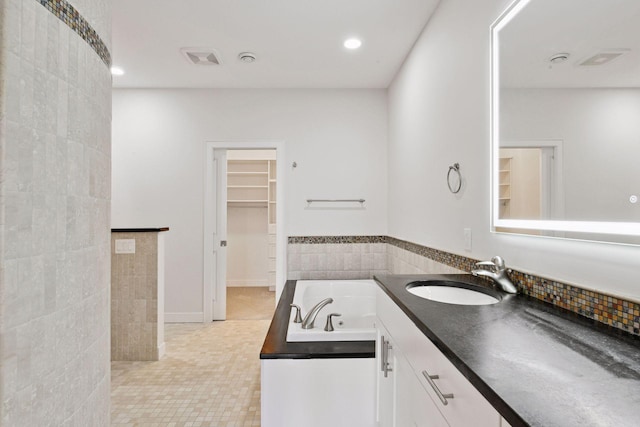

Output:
xmin=0 ymin=1 xmax=111 ymax=425
xmin=288 ymin=242 xmax=388 ymax=280
xmin=287 ymin=241 xmax=464 ymax=281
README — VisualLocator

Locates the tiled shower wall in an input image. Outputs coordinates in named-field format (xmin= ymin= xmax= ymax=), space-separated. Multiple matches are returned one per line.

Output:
xmin=288 ymin=236 xmax=640 ymax=336
xmin=0 ymin=1 xmax=112 ymax=425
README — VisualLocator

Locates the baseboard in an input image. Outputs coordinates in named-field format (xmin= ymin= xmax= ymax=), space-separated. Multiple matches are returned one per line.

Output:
xmin=227 ymin=280 xmax=269 ymax=287
xmin=165 ymin=312 xmax=204 ymax=323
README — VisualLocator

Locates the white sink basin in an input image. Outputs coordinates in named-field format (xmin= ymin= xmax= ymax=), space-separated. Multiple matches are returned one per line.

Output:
xmin=407 ymin=281 xmax=500 ymax=305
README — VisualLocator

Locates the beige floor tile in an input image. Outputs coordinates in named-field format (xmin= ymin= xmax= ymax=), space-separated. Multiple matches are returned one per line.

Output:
xmin=226 ymin=287 xmax=275 ymax=320
xmin=112 ymin=319 xmax=271 ymax=426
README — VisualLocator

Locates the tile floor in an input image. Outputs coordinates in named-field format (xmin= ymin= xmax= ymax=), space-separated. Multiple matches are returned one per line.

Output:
xmin=226 ymin=287 xmax=276 ymax=321
xmin=111 ymin=287 xmax=275 ymax=426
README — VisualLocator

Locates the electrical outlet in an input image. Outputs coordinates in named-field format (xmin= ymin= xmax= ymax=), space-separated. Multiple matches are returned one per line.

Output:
xmin=464 ymin=228 xmax=472 ymax=251
xmin=115 ymin=239 xmax=136 ymax=254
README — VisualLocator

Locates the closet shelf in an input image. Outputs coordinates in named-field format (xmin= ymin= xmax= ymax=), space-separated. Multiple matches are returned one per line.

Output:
xmin=228 ymin=171 xmax=268 ymax=176
xmin=227 ymin=185 xmax=269 ymax=189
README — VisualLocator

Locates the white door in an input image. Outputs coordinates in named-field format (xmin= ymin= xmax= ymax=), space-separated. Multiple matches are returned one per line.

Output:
xmin=212 ymin=149 xmax=228 ymax=320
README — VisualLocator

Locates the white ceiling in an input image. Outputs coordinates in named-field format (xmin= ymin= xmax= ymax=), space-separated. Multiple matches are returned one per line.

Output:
xmin=499 ymin=0 xmax=640 ymax=88
xmin=111 ymin=0 xmax=440 ymax=89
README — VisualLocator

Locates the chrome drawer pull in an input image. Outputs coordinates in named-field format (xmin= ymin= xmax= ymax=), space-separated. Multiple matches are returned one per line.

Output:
xmin=380 ymin=336 xmax=392 ymax=377
xmin=422 ymin=370 xmax=454 ymax=405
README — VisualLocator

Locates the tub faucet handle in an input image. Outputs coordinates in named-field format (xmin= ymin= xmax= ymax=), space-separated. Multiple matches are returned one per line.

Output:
xmin=324 ymin=313 xmax=342 ymax=332
xmin=290 ymin=304 xmax=303 ymax=323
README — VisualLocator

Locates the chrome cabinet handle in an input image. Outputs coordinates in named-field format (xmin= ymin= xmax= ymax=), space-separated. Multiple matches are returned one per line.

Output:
xmin=381 ymin=336 xmax=393 ymax=378
xmin=422 ymin=370 xmax=454 ymax=405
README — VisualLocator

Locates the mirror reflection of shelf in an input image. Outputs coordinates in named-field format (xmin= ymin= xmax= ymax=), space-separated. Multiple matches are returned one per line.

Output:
xmin=499 ymin=157 xmax=512 ymax=217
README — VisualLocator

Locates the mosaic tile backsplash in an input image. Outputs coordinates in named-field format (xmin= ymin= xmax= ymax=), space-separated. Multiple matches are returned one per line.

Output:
xmin=288 ymin=236 xmax=640 ymax=336
xmin=36 ymin=0 xmax=111 ymax=66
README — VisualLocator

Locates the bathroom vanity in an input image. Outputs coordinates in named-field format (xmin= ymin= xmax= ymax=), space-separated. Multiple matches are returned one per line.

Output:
xmin=374 ymin=274 xmax=640 ymax=426
xmin=261 ymin=276 xmax=640 ymax=426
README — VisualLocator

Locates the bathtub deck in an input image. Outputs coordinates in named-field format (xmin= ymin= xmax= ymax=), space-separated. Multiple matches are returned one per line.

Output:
xmin=260 ymin=281 xmax=375 ymax=359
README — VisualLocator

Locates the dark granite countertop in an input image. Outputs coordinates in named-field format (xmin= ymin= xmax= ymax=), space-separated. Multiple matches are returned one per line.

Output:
xmin=375 ymin=273 xmax=640 ymax=427
xmin=260 ymin=280 xmax=375 ymax=359
xmin=111 ymin=227 xmax=170 ymax=232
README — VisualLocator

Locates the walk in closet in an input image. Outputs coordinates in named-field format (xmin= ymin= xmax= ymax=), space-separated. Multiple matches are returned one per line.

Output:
xmin=226 ymin=150 xmax=277 ymax=289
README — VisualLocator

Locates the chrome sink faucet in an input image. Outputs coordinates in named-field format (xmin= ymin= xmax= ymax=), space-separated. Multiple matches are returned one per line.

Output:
xmin=301 ymin=298 xmax=334 ymax=329
xmin=471 ymin=256 xmax=518 ymax=294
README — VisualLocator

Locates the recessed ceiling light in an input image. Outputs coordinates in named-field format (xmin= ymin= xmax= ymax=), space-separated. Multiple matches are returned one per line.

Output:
xmin=344 ymin=38 xmax=362 ymax=50
xmin=110 ymin=66 xmax=125 ymax=76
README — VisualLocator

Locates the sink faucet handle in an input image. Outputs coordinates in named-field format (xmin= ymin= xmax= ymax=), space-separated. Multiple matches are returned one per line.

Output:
xmin=290 ymin=304 xmax=303 ymax=323
xmin=475 ymin=256 xmax=506 ymax=271
xmin=324 ymin=313 xmax=342 ymax=332
xmin=475 ymin=260 xmax=497 ymax=269
xmin=491 ymin=256 xmax=506 ymax=270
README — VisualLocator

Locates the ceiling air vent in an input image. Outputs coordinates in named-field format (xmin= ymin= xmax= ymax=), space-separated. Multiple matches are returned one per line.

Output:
xmin=180 ymin=47 xmax=222 ymax=66
xmin=578 ymin=49 xmax=629 ymax=67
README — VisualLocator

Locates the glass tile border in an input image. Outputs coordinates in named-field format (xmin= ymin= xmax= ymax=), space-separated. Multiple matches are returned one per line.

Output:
xmin=288 ymin=235 xmax=640 ymax=335
xmin=287 ymin=236 xmax=387 ymax=244
xmin=36 ymin=0 xmax=111 ymax=67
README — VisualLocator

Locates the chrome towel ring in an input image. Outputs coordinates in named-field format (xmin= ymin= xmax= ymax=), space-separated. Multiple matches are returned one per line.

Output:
xmin=447 ymin=163 xmax=462 ymax=194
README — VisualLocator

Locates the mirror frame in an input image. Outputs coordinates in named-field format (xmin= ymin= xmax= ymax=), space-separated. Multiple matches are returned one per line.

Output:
xmin=490 ymin=0 xmax=640 ymax=240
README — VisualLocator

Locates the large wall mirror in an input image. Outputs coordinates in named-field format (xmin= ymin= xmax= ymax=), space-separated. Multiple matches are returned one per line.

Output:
xmin=491 ymin=0 xmax=640 ymax=244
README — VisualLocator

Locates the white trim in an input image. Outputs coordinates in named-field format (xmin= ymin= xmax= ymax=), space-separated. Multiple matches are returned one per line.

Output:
xmin=227 ymin=280 xmax=269 ymax=287
xmin=203 ymin=140 xmax=287 ymax=323
xmin=500 ymin=140 xmax=565 ymax=222
xmin=165 ymin=312 xmax=205 ymax=323
xmin=158 ymin=342 xmax=166 ymax=359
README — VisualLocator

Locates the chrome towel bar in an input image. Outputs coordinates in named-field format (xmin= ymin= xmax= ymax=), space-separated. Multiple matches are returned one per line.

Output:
xmin=306 ymin=199 xmax=365 ymax=204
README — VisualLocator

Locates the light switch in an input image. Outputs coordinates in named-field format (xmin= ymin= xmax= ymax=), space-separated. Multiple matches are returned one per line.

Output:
xmin=115 ymin=239 xmax=136 ymax=254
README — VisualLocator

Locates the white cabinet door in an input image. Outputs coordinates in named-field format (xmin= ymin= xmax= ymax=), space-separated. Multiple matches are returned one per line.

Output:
xmin=500 ymin=417 xmax=512 ymax=427
xmin=376 ymin=322 xmax=396 ymax=426
xmin=376 ymin=288 xmax=501 ymax=427
xmin=395 ymin=347 xmax=450 ymax=427
xmin=377 ymin=318 xmax=450 ymax=427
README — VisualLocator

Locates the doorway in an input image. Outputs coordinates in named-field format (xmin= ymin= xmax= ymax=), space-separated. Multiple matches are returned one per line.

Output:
xmin=203 ymin=142 xmax=286 ymax=322
xmin=226 ymin=149 xmax=277 ymax=319
xmin=498 ymin=140 xmax=564 ymax=236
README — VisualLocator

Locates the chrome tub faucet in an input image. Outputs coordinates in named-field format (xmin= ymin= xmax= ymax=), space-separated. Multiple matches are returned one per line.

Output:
xmin=301 ymin=298 xmax=334 ymax=329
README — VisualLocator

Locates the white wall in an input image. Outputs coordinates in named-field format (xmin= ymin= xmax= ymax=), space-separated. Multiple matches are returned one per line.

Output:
xmin=227 ymin=206 xmax=269 ymax=286
xmin=388 ymin=0 xmax=640 ymax=301
xmin=502 ymin=88 xmax=640 ymax=222
xmin=112 ymin=89 xmax=388 ymax=316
